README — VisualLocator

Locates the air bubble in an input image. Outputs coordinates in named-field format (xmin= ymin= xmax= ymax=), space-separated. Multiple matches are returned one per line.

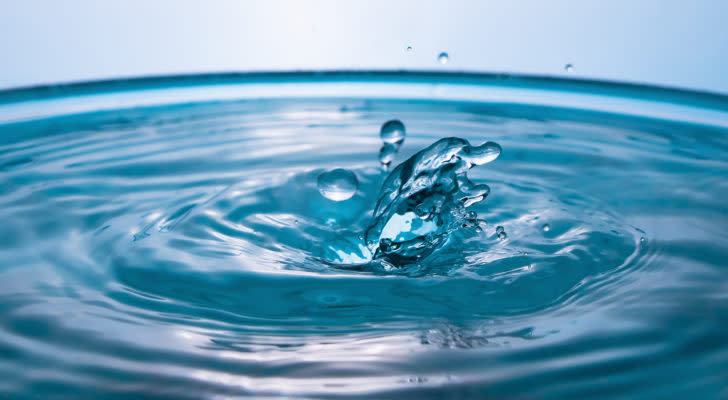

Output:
xmin=317 ymin=168 xmax=358 ymax=201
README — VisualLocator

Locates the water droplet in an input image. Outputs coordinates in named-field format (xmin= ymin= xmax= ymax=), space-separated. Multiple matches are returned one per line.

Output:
xmin=640 ymin=237 xmax=646 ymax=244
xmin=379 ymin=143 xmax=398 ymax=167
xmin=317 ymin=168 xmax=358 ymax=201
xmin=498 ymin=231 xmax=507 ymax=240
xmin=406 ymin=46 xmax=413 ymax=52
xmin=496 ymin=225 xmax=504 ymax=234
xmin=380 ymin=120 xmax=406 ymax=145
xmin=496 ymin=225 xmax=507 ymax=240
xmin=542 ymin=223 xmax=550 ymax=232
xmin=438 ymin=52 xmax=449 ymax=64
xmin=564 ymin=63 xmax=574 ymax=72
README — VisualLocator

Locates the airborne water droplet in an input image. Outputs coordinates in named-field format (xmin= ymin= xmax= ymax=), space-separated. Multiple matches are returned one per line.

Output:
xmin=542 ymin=223 xmax=551 ymax=232
xmin=496 ymin=225 xmax=507 ymax=240
xmin=565 ymin=63 xmax=574 ymax=72
xmin=380 ymin=120 xmax=406 ymax=145
xmin=406 ymin=46 xmax=413 ymax=52
xmin=317 ymin=168 xmax=358 ymax=201
xmin=379 ymin=143 xmax=398 ymax=167
xmin=438 ymin=52 xmax=449 ymax=64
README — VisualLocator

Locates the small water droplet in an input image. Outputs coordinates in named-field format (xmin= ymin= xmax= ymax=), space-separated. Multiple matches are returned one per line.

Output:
xmin=542 ymin=223 xmax=550 ymax=232
xmin=379 ymin=143 xmax=398 ymax=167
xmin=406 ymin=46 xmax=413 ymax=52
xmin=640 ymin=237 xmax=646 ymax=244
xmin=380 ymin=119 xmax=406 ymax=145
xmin=317 ymin=168 xmax=358 ymax=201
xmin=498 ymin=231 xmax=507 ymax=240
xmin=438 ymin=52 xmax=449 ymax=64
xmin=564 ymin=63 xmax=574 ymax=72
xmin=495 ymin=226 xmax=504 ymax=234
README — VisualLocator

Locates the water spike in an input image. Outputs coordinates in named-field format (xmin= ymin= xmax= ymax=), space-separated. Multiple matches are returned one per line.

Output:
xmin=364 ymin=136 xmax=501 ymax=266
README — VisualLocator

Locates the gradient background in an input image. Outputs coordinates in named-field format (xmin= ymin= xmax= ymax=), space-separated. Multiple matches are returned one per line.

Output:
xmin=1 ymin=0 xmax=727 ymax=93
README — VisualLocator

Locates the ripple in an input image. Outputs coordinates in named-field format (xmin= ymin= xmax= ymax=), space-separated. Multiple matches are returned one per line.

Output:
xmin=1 ymin=73 xmax=728 ymax=398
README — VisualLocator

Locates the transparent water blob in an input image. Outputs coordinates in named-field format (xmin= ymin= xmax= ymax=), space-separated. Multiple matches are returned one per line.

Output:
xmin=317 ymin=168 xmax=359 ymax=201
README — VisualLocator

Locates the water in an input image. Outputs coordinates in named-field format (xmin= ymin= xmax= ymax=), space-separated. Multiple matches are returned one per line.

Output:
xmin=364 ymin=137 xmax=499 ymax=266
xmin=438 ymin=52 xmax=449 ymax=64
xmin=378 ymin=119 xmax=406 ymax=167
xmin=317 ymin=168 xmax=359 ymax=201
xmin=1 ymin=72 xmax=728 ymax=399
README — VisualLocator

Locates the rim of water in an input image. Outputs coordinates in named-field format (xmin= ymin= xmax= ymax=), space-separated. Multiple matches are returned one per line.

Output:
xmin=1 ymin=71 xmax=727 ymax=127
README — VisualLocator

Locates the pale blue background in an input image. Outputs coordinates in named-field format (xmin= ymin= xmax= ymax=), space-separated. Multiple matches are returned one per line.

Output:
xmin=1 ymin=0 xmax=727 ymax=93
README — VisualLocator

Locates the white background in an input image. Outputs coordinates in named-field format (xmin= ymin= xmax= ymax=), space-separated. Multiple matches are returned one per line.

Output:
xmin=1 ymin=0 xmax=727 ymax=93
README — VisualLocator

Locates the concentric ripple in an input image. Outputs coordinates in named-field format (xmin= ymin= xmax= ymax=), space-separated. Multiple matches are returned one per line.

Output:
xmin=1 ymin=73 xmax=728 ymax=399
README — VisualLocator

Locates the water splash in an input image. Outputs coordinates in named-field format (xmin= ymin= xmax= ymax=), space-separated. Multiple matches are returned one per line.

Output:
xmin=364 ymin=137 xmax=501 ymax=266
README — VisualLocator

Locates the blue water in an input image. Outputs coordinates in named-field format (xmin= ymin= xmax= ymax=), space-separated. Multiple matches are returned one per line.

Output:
xmin=1 ymin=72 xmax=727 ymax=399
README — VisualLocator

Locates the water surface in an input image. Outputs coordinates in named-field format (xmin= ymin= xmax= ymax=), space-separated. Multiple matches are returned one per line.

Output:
xmin=1 ymin=72 xmax=727 ymax=399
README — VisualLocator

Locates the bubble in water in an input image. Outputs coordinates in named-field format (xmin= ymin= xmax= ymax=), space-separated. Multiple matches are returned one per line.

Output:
xmin=564 ymin=63 xmax=574 ymax=72
xmin=380 ymin=120 xmax=406 ymax=145
xmin=542 ymin=223 xmax=551 ymax=232
xmin=317 ymin=168 xmax=359 ymax=201
xmin=438 ymin=52 xmax=449 ymax=64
